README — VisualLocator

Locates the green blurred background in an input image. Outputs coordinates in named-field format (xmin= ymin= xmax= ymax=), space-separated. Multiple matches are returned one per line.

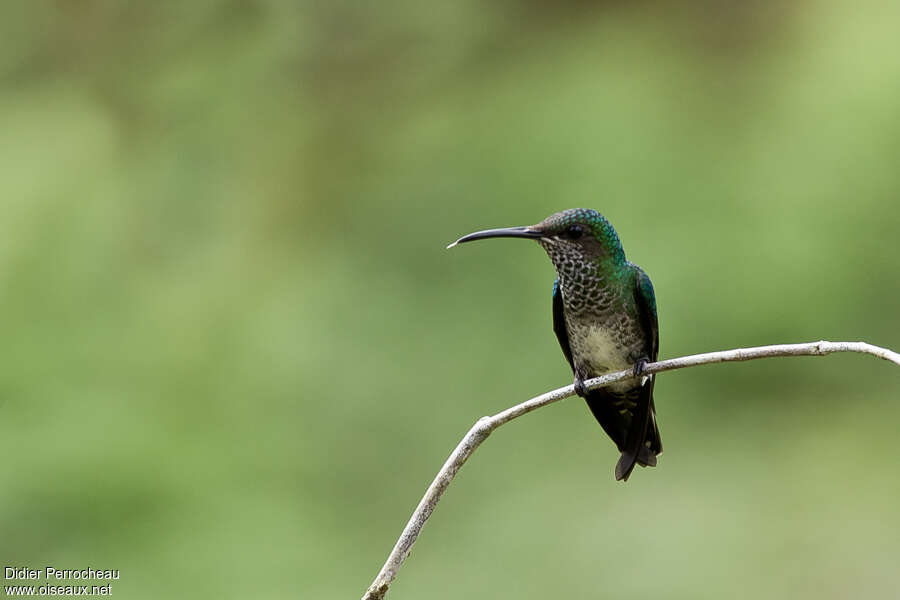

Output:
xmin=1 ymin=2 xmax=898 ymax=598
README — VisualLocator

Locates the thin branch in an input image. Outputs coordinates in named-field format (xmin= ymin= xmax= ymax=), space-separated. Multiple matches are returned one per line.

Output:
xmin=362 ymin=340 xmax=899 ymax=600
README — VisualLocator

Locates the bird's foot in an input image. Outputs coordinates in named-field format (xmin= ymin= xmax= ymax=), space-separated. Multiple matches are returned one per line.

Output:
xmin=573 ymin=376 xmax=588 ymax=398
xmin=633 ymin=358 xmax=650 ymax=378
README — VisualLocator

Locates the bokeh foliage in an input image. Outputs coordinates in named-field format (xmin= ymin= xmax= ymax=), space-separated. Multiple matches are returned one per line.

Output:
xmin=1 ymin=2 xmax=898 ymax=598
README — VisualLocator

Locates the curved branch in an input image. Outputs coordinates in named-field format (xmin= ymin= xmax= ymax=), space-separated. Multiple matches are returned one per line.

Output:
xmin=362 ymin=340 xmax=899 ymax=600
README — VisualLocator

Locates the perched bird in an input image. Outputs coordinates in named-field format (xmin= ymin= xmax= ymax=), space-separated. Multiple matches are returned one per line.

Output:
xmin=449 ymin=208 xmax=661 ymax=481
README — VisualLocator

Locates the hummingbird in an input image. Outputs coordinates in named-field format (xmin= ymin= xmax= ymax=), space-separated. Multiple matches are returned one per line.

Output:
xmin=449 ymin=208 xmax=661 ymax=481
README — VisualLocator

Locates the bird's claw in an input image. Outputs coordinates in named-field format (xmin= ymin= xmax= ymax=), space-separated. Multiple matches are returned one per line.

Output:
xmin=573 ymin=376 xmax=588 ymax=398
xmin=633 ymin=358 xmax=649 ymax=378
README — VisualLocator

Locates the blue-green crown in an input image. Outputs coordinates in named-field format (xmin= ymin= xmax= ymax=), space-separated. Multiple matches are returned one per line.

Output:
xmin=537 ymin=208 xmax=625 ymax=262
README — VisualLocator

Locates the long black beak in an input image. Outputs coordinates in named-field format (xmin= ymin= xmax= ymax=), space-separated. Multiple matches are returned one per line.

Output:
xmin=447 ymin=226 xmax=543 ymax=249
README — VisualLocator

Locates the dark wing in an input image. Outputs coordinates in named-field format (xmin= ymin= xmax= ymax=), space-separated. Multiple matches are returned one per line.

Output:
xmin=551 ymin=278 xmax=575 ymax=373
xmin=633 ymin=266 xmax=663 ymax=456
xmin=633 ymin=266 xmax=659 ymax=363
xmin=614 ymin=265 xmax=663 ymax=481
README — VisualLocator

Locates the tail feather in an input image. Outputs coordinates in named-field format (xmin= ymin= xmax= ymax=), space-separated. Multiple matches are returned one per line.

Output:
xmin=638 ymin=444 xmax=657 ymax=467
xmin=587 ymin=379 xmax=662 ymax=482
xmin=615 ymin=418 xmax=661 ymax=480
xmin=615 ymin=452 xmax=637 ymax=481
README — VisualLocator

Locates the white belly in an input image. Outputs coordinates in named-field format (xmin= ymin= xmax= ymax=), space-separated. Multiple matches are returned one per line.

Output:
xmin=581 ymin=326 xmax=630 ymax=373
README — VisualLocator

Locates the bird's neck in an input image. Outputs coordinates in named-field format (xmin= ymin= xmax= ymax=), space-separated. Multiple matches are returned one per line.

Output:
xmin=555 ymin=257 xmax=629 ymax=315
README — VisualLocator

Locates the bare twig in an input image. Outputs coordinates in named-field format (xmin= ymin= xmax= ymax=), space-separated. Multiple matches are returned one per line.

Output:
xmin=362 ymin=340 xmax=899 ymax=600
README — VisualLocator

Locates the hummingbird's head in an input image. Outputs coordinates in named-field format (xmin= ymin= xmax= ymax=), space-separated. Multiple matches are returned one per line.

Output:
xmin=448 ymin=208 xmax=625 ymax=268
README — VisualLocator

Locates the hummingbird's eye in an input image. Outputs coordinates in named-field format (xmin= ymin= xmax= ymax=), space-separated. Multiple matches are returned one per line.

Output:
xmin=561 ymin=224 xmax=584 ymax=240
